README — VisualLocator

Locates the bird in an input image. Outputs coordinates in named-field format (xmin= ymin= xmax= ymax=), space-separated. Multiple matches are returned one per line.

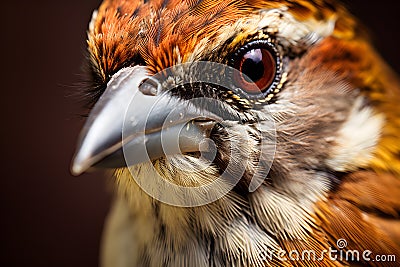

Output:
xmin=71 ymin=0 xmax=400 ymax=266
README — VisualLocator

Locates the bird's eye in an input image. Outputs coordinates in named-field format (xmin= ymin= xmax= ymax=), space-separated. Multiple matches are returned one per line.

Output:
xmin=231 ymin=40 xmax=281 ymax=99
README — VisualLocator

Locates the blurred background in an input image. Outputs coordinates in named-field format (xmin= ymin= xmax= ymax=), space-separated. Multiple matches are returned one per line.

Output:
xmin=1 ymin=1 xmax=399 ymax=266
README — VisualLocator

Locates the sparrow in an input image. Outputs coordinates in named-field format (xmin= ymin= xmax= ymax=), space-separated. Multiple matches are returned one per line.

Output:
xmin=72 ymin=0 xmax=400 ymax=266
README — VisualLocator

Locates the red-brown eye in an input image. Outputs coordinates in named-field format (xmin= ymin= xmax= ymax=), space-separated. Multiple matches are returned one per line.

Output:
xmin=231 ymin=40 xmax=280 ymax=98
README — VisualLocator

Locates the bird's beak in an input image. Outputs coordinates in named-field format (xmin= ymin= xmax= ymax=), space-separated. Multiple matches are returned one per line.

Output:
xmin=71 ymin=66 xmax=222 ymax=175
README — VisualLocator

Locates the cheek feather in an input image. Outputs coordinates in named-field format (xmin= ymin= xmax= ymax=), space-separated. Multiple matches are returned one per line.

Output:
xmin=326 ymin=96 xmax=385 ymax=172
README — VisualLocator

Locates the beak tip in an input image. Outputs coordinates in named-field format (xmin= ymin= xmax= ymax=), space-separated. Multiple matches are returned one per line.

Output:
xmin=70 ymin=156 xmax=88 ymax=176
xmin=71 ymin=164 xmax=83 ymax=176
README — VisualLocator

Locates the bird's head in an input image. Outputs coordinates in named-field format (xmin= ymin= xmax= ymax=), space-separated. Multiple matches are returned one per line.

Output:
xmin=72 ymin=0 xmax=400 ymax=209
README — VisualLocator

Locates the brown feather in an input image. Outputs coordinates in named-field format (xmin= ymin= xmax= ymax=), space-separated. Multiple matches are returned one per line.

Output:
xmin=315 ymin=171 xmax=400 ymax=266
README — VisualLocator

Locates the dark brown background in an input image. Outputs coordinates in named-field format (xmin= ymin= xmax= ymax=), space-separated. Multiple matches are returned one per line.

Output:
xmin=1 ymin=1 xmax=399 ymax=266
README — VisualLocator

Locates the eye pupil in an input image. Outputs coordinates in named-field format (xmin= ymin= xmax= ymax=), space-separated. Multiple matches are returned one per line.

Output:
xmin=241 ymin=49 xmax=265 ymax=83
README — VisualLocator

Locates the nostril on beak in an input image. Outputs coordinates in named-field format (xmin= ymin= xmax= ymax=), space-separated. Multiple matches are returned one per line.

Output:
xmin=139 ymin=77 xmax=160 ymax=96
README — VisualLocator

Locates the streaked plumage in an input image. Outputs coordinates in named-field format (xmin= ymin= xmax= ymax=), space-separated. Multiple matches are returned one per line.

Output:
xmin=73 ymin=0 xmax=400 ymax=266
